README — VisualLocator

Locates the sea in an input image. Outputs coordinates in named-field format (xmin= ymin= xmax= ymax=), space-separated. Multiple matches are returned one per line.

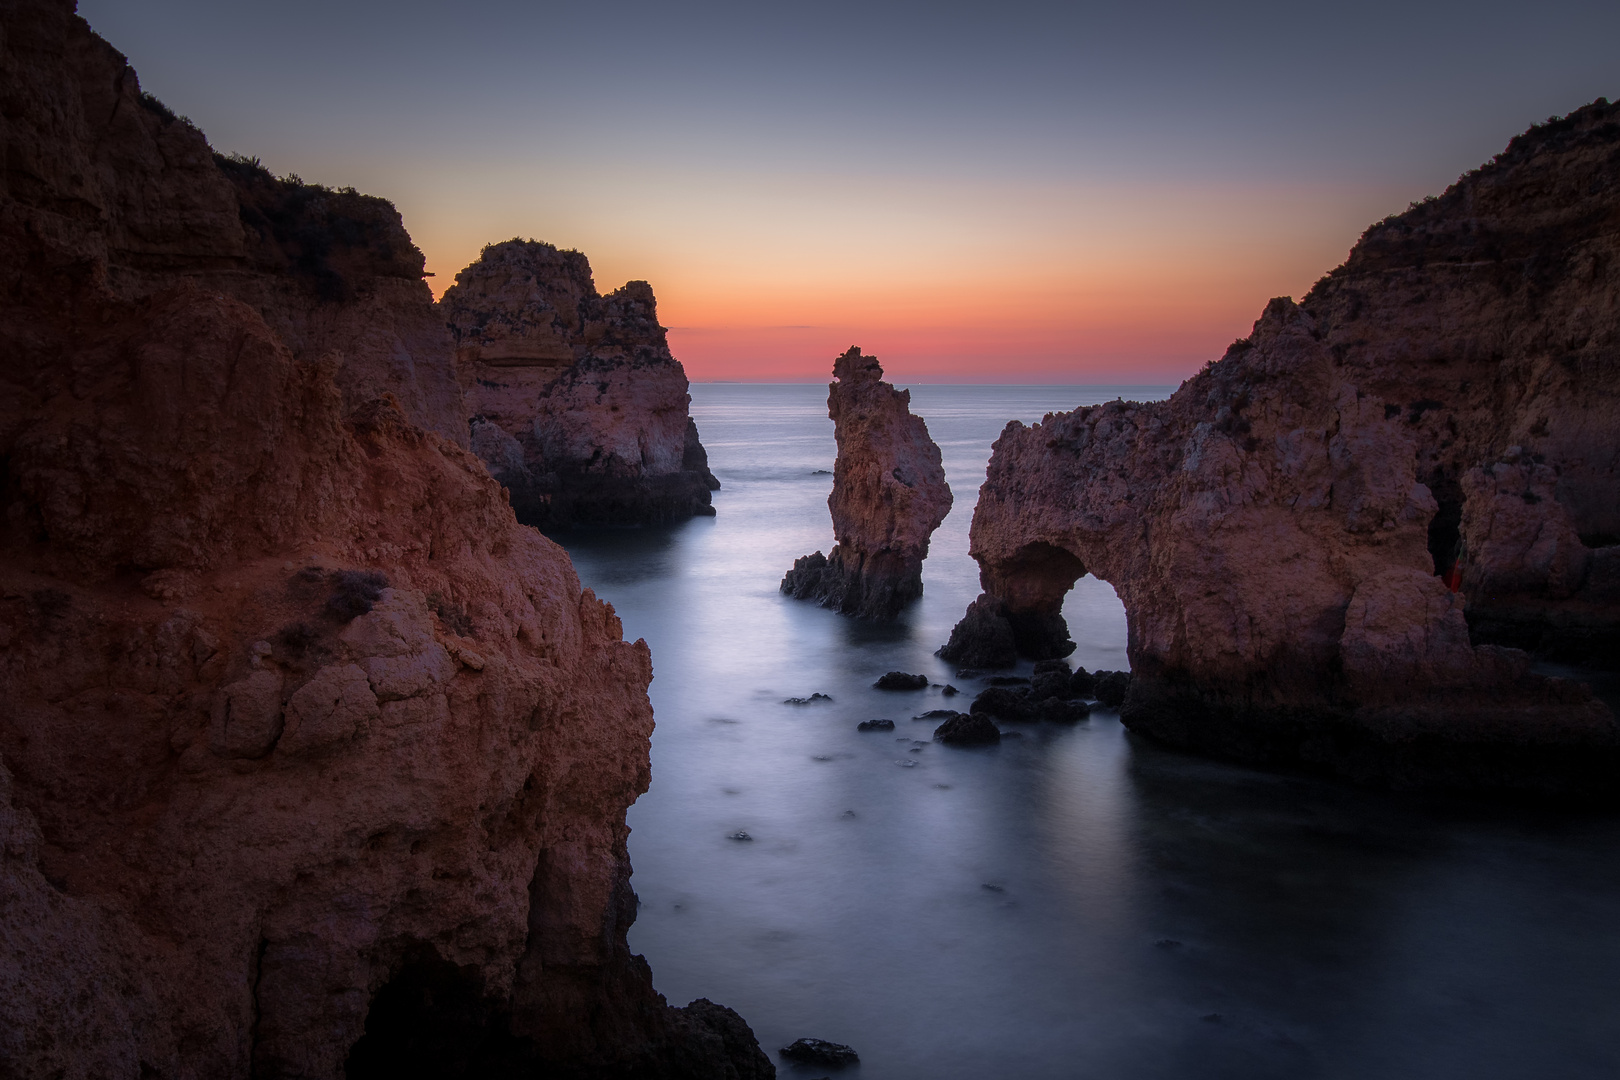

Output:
xmin=556 ymin=383 xmax=1620 ymax=1080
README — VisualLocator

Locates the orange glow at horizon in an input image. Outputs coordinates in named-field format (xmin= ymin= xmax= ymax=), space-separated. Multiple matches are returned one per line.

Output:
xmin=408 ymin=173 xmax=1410 ymax=385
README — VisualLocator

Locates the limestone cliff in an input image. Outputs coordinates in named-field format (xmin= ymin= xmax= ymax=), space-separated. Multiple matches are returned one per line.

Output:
xmin=0 ymin=3 xmax=769 ymax=1076
xmin=442 ymin=240 xmax=719 ymax=529
xmin=782 ymin=347 xmax=952 ymax=620
xmin=947 ymin=101 xmax=1620 ymax=798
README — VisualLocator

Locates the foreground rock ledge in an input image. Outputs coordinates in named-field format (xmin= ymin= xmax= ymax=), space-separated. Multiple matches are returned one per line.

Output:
xmin=0 ymin=3 xmax=769 ymax=1076
xmin=947 ymin=100 xmax=1620 ymax=798
xmin=782 ymin=347 xmax=952 ymax=620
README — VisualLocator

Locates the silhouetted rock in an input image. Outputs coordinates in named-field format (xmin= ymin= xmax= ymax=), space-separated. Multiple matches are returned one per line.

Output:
xmin=934 ymin=712 xmax=1003 ymax=745
xmin=915 ymin=709 xmax=965 ymax=721
xmin=874 ymin=671 xmax=929 ymax=690
xmin=1068 ymin=667 xmax=1097 ymax=697
xmin=1030 ymin=670 xmax=1071 ymax=701
xmin=857 ymin=719 xmax=896 ymax=731
xmin=1094 ymin=670 xmax=1131 ymax=707
xmin=784 ymin=693 xmax=833 ymax=705
xmin=941 ymin=684 xmax=959 ymax=696
xmin=1033 ymin=659 xmax=1072 ymax=676
xmin=781 ymin=347 xmax=952 ymax=620
xmin=443 ymin=240 xmax=719 ymax=528
xmin=945 ymin=100 xmax=1620 ymax=797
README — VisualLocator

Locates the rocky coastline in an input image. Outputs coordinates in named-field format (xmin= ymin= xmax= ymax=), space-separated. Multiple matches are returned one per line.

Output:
xmin=0 ymin=3 xmax=766 ymax=1076
xmin=781 ymin=347 xmax=952 ymax=620
xmin=444 ymin=239 xmax=720 ymax=530
xmin=946 ymin=101 xmax=1620 ymax=798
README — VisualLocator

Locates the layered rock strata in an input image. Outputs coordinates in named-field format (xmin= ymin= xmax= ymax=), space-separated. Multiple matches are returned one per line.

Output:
xmin=0 ymin=3 xmax=768 ymax=1076
xmin=443 ymin=240 xmax=719 ymax=529
xmin=948 ymin=101 xmax=1620 ymax=797
xmin=781 ymin=348 xmax=952 ymax=619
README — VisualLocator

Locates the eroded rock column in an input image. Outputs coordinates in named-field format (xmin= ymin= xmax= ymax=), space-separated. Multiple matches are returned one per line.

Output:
xmin=782 ymin=347 xmax=952 ymax=620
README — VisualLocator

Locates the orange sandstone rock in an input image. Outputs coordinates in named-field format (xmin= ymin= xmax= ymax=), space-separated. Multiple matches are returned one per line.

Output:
xmin=782 ymin=347 xmax=952 ymax=620
xmin=948 ymin=101 xmax=1620 ymax=797
xmin=0 ymin=3 xmax=769 ymax=1076
xmin=442 ymin=240 xmax=719 ymax=528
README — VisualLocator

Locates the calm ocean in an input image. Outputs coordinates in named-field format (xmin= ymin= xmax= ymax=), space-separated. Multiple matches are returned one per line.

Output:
xmin=557 ymin=383 xmax=1620 ymax=1080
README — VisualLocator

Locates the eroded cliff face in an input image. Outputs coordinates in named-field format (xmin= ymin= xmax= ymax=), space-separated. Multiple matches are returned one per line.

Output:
xmin=0 ymin=3 xmax=769 ymax=1076
xmin=442 ymin=240 xmax=719 ymax=529
xmin=782 ymin=348 xmax=952 ymax=620
xmin=950 ymin=101 xmax=1620 ymax=797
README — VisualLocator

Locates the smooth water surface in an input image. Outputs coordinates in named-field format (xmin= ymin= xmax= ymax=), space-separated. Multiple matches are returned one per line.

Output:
xmin=558 ymin=384 xmax=1620 ymax=1080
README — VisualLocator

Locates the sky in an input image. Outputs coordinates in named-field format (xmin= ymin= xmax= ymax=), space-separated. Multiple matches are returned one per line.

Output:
xmin=79 ymin=1 xmax=1620 ymax=383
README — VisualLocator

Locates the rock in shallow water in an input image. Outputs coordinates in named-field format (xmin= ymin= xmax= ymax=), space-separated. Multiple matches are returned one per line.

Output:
xmin=780 ymin=1037 xmax=860 ymax=1067
xmin=781 ymin=347 xmax=952 ymax=621
xmin=969 ymin=686 xmax=1035 ymax=723
xmin=857 ymin=718 xmax=895 ymax=731
xmin=1093 ymin=671 xmax=1131 ymax=707
xmin=934 ymin=712 xmax=1002 ymax=745
xmin=874 ymin=670 xmax=929 ymax=690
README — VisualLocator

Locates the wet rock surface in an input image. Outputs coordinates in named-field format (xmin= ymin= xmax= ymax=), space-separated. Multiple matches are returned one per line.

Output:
xmin=948 ymin=101 xmax=1620 ymax=797
xmin=782 ymin=348 xmax=952 ymax=620
xmin=442 ymin=240 xmax=719 ymax=529
xmin=857 ymin=719 xmax=896 ymax=731
xmin=0 ymin=6 xmax=767 ymax=1077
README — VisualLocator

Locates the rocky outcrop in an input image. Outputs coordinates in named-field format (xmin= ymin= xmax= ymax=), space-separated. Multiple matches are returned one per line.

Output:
xmin=948 ymin=100 xmax=1620 ymax=798
xmin=442 ymin=240 xmax=719 ymax=529
xmin=0 ymin=3 xmax=768 ymax=1077
xmin=781 ymin=348 xmax=952 ymax=619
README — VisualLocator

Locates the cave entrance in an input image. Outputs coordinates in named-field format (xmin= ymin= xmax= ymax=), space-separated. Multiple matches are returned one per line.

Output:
xmin=345 ymin=946 xmax=533 ymax=1080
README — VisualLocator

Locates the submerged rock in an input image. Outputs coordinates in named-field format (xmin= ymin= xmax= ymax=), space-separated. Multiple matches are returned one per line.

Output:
xmin=782 ymin=347 xmax=952 ymax=620
xmin=857 ymin=718 xmax=896 ymax=731
xmin=442 ymin=240 xmax=719 ymax=529
xmin=784 ymin=693 xmax=833 ymax=705
xmin=1033 ymin=697 xmax=1092 ymax=724
xmin=943 ymin=100 xmax=1620 ymax=797
xmin=874 ymin=671 xmax=930 ymax=690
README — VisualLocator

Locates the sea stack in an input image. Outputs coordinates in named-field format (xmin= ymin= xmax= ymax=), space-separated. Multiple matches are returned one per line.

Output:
xmin=782 ymin=347 xmax=952 ymax=620
xmin=441 ymin=239 xmax=720 ymax=529
xmin=944 ymin=101 xmax=1620 ymax=798
xmin=0 ymin=4 xmax=767 ymax=1076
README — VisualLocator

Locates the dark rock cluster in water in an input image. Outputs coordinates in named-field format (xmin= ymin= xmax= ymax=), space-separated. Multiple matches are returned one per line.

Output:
xmin=957 ymin=660 xmax=1130 ymax=730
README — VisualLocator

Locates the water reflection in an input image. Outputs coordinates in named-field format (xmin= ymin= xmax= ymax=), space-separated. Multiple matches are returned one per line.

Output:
xmin=555 ymin=384 xmax=1620 ymax=1080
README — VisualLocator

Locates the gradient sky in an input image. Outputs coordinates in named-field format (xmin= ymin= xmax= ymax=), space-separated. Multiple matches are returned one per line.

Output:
xmin=80 ymin=1 xmax=1620 ymax=382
